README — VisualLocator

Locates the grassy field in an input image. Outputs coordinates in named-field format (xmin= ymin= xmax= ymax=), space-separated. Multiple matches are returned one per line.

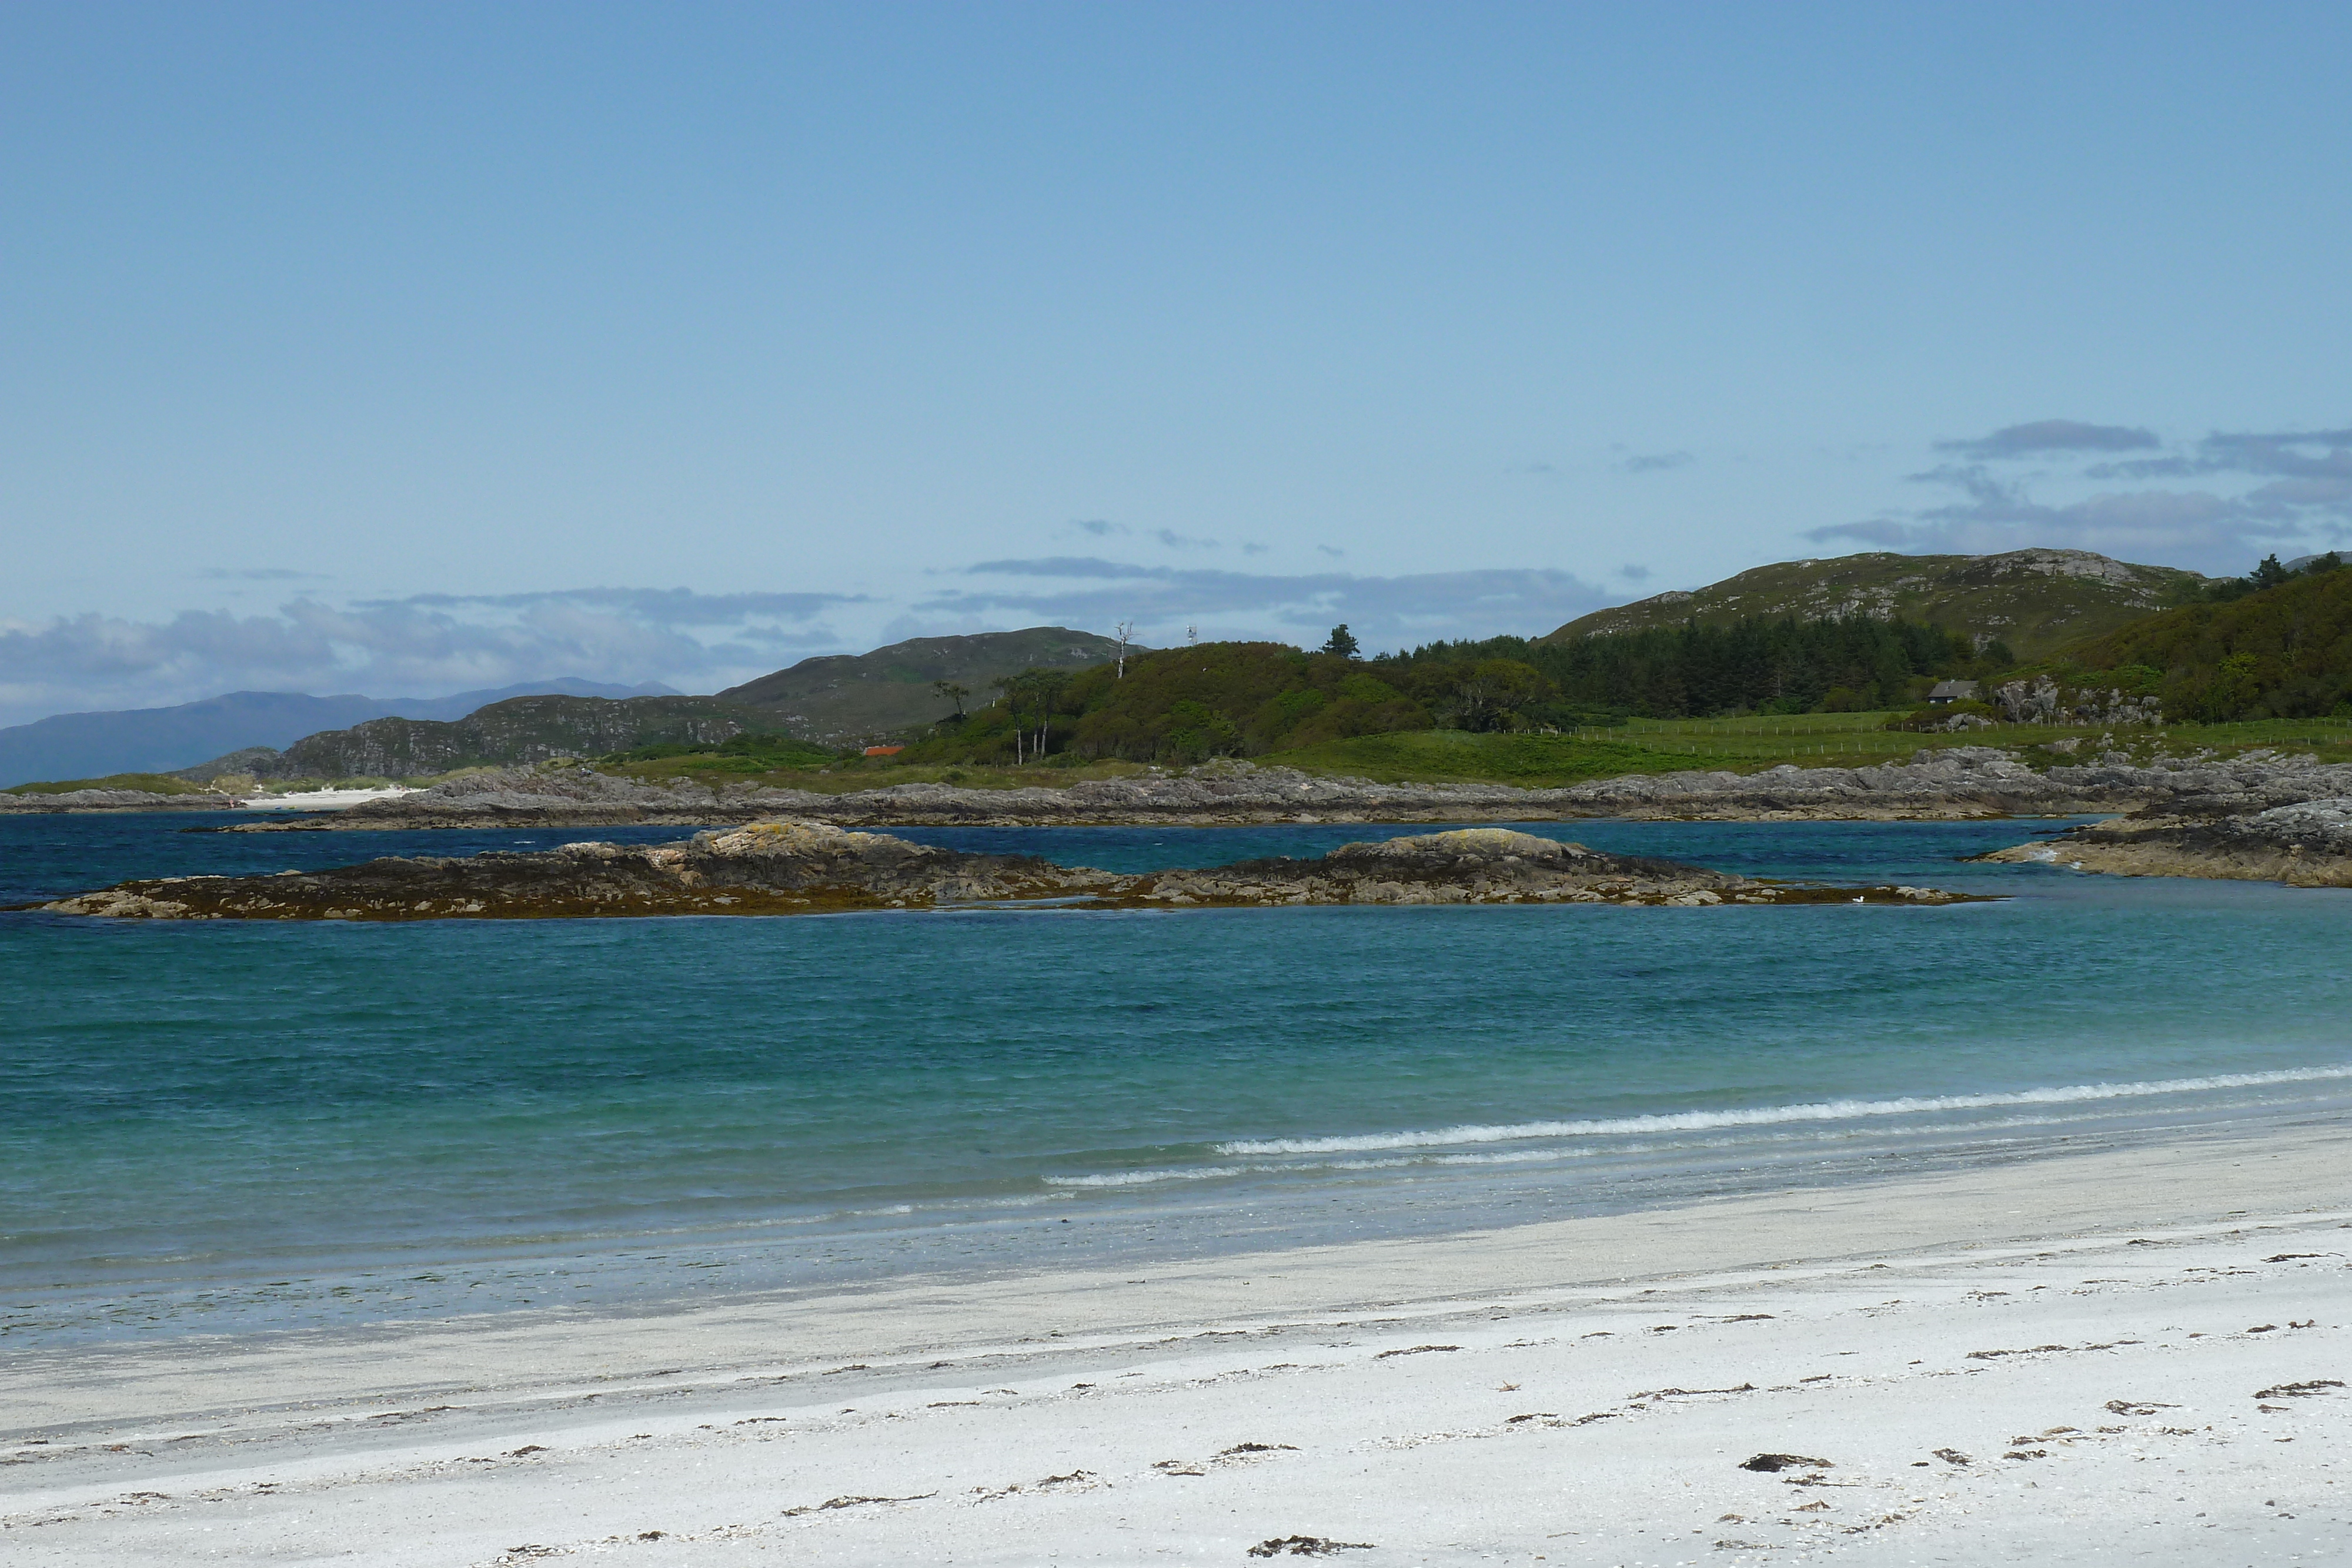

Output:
xmin=1257 ymin=714 xmax=2352 ymax=787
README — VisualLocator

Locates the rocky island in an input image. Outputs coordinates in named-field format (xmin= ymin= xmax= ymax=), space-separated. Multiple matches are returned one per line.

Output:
xmin=34 ymin=824 xmax=1970 ymax=921
xmin=1980 ymin=797 xmax=2352 ymax=887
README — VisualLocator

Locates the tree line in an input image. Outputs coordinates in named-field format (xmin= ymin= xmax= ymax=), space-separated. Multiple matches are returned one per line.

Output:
xmin=900 ymin=611 xmax=1993 ymax=766
xmin=2061 ymin=553 xmax=2352 ymax=721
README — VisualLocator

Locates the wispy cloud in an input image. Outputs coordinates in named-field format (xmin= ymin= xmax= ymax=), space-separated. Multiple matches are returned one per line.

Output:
xmin=1616 ymin=450 xmax=1695 ymax=474
xmin=920 ymin=558 xmax=1610 ymax=651
xmin=1064 ymin=519 xmax=1221 ymax=550
xmin=1935 ymin=420 xmax=2160 ymax=459
xmin=375 ymin=587 xmax=861 ymax=626
xmin=1813 ymin=421 xmax=2351 ymax=573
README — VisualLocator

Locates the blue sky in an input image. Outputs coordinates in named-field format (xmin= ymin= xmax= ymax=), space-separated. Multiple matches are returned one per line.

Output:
xmin=5 ymin=2 xmax=2349 ymax=721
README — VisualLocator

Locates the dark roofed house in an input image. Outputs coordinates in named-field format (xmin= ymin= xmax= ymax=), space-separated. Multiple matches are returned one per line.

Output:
xmin=1926 ymin=680 xmax=1981 ymax=706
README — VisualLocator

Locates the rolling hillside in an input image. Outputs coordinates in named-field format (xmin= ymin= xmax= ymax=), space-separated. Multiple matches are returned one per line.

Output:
xmin=715 ymin=627 xmax=1124 ymax=743
xmin=1544 ymin=549 xmax=2210 ymax=660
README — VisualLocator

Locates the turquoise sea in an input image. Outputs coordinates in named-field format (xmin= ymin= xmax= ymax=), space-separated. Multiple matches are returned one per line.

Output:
xmin=4 ymin=811 xmax=2349 ymax=1345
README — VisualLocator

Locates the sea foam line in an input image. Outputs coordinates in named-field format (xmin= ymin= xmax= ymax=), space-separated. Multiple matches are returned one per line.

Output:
xmin=1211 ymin=1065 xmax=2352 ymax=1156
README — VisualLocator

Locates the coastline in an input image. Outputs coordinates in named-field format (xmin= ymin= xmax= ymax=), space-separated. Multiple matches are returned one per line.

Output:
xmin=173 ymin=750 xmax=2352 ymax=834
xmin=16 ymin=749 xmax=2352 ymax=839
xmin=9 ymin=1122 xmax=2350 ymax=1564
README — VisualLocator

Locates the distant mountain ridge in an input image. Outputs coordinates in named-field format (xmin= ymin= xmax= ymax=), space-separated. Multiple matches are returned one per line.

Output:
xmin=164 ymin=628 xmax=1126 ymax=781
xmin=0 ymin=679 xmax=674 ymax=788
xmin=1542 ymin=549 xmax=2212 ymax=661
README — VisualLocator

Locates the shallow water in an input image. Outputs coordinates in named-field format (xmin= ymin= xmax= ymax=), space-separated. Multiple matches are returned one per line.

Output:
xmin=4 ymin=811 xmax=2347 ymax=1343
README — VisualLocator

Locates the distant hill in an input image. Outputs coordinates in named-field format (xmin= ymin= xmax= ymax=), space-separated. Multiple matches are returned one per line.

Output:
xmin=210 ymin=694 xmax=764 ymax=780
xmin=170 ymin=630 xmax=1126 ymax=781
xmin=716 ymin=627 xmax=1125 ymax=743
xmin=0 ymin=679 xmax=673 ymax=788
xmin=1542 ymin=550 xmax=2211 ymax=661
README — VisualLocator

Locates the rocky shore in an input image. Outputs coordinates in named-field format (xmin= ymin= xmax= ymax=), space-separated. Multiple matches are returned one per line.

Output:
xmin=1980 ymin=796 xmax=2352 ymax=887
xmin=34 ymin=823 xmax=1969 ymax=921
xmin=24 ymin=747 xmax=2352 ymax=831
xmin=0 ymin=787 xmax=242 ymax=813
xmin=158 ymin=747 xmax=2352 ymax=831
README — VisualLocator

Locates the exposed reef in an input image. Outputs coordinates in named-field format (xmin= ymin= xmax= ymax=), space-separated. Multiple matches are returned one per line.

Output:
xmin=1979 ymin=797 xmax=2352 ymax=887
xmin=35 ymin=825 xmax=1973 ymax=921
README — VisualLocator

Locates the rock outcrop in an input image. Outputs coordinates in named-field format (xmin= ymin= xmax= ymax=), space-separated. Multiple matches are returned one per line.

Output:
xmin=1980 ymin=797 xmax=2352 ymax=887
xmin=36 ymin=824 xmax=1970 ymax=921
xmin=1990 ymin=675 xmax=2162 ymax=727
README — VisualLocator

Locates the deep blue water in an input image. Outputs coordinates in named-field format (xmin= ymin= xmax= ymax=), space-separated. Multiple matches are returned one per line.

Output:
xmin=4 ymin=811 xmax=2348 ymax=1342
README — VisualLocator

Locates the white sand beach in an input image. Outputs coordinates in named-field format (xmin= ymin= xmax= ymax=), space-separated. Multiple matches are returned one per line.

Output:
xmin=236 ymin=787 xmax=417 ymax=811
xmin=6 ymin=1126 xmax=2348 ymax=1566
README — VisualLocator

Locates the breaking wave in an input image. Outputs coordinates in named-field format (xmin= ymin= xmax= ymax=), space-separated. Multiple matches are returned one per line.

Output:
xmin=1212 ymin=1065 xmax=2352 ymax=1156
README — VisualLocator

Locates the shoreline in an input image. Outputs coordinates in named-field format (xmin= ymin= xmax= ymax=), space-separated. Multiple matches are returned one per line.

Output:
xmin=18 ymin=747 xmax=2352 ymax=833
xmin=10 ymin=1121 xmax=2350 ymax=1564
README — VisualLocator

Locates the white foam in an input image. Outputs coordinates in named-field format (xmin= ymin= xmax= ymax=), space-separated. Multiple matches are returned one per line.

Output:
xmin=1212 ymin=1065 xmax=2352 ymax=1156
xmin=1044 ymin=1166 xmax=1244 ymax=1188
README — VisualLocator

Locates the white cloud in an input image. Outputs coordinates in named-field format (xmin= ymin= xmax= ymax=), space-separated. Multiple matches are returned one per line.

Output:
xmin=0 ymin=589 xmax=858 ymax=726
xmin=1813 ymin=421 xmax=2351 ymax=573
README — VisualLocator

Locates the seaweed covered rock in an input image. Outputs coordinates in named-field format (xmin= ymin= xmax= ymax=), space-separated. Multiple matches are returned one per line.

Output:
xmin=37 ymin=823 xmax=1973 ymax=921
xmin=1980 ymin=797 xmax=2352 ymax=887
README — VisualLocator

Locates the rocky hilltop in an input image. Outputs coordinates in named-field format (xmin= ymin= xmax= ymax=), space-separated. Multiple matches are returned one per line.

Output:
xmin=36 ymin=824 xmax=1967 ymax=921
xmin=1543 ymin=550 xmax=2208 ymax=660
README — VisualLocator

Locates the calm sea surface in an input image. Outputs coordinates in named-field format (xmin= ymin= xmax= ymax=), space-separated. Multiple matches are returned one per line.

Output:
xmin=4 ymin=811 xmax=2348 ymax=1343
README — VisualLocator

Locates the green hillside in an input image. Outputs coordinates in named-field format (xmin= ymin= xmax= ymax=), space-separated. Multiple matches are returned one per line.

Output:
xmin=714 ymin=627 xmax=1122 ymax=744
xmin=1544 ymin=549 xmax=2211 ymax=660
xmin=896 ymin=614 xmax=1986 ymax=767
xmin=2053 ymin=556 xmax=2352 ymax=721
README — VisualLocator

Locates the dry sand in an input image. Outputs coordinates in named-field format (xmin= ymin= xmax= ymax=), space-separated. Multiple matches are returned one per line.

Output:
xmin=238 ymin=787 xmax=417 ymax=811
xmin=6 ymin=1126 xmax=2349 ymax=1565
